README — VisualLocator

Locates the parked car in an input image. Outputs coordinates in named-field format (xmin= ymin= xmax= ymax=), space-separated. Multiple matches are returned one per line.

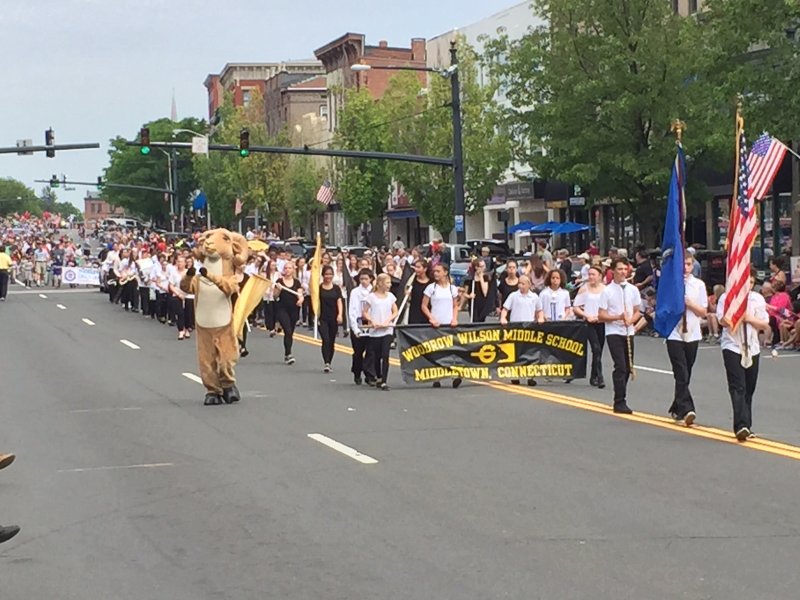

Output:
xmin=341 ymin=245 xmax=371 ymax=257
xmin=421 ymin=243 xmax=472 ymax=263
xmin=466 ymin=239 xmax=512 ymax=258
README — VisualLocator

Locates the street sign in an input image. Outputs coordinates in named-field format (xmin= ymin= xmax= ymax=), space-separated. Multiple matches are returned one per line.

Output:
xmin=569 ymin=197 xmax=586 ymax=207
xmin=191 ymin=136 xmax=209 ymax=155
xmin=16 ymin=139 xmax=33 ymax=156
xmin=455 ymin=214 xmax=465 ymax=233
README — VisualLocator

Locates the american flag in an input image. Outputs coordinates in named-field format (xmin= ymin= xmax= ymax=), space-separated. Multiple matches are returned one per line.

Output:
xmin=234 ymin=197 xmax=242 ymax=216
xmin=316 ymin=180 xmax=334 ymax=205
xmin=747 ymin=133 xmax=788 ymax=201
xmin=723 ymin=116 xmax=756 ymax=331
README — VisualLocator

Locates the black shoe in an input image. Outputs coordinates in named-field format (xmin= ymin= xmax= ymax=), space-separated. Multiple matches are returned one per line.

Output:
xmin=432 ymin=381 xmax=442 ymax=388
xmin=222 ymin=385 xmax=241 ymax=404
xmin=366 ymin=379 xmax=377 ymax=387
xmin=379 ymin=382 xmax=389 ymax=391
xmin=354 ymin=375 xmax=362 ymax=385
xmin=735 ymin=427 xmax=751 ymax=442
xmin=564 ymin=378 xmax=573 ymax=384
xmin=203 ymin=393 xmax=223 ymax=406
xmin=597 ymin=379 xmax=605 ymax=389
xmin=285 ymin=355 xmax=295 ymax=365
xmin=589 ymin=377 xmax=598 ymax=387
xmin=527 ymin=379 xmax=537 ymax=387
xmin=0 ymin=525 xmax=20 ymax=545
xmin=452 ymin=377 xmax=463 ymax=389
xmin=0 ymin=453 xmax=15 ymax=471
xmin=613 ymin=402 xmax=633 ymax=414
xmin=240 ymin=347 xmax=249 ymax=358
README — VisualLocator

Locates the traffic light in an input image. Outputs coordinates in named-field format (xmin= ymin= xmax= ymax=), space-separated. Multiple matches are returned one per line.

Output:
xmin=140 ymin=127 xmax=151 ymax=155
xmin=239 ymin=128 xmax=250 ymax=157
xmin=97 ymin=176 xmax=104 ymax=189
xmin=45 ymin=128 xmax=55 ymax=158
xmin=50 ymin=174 xmax=59 ymax=188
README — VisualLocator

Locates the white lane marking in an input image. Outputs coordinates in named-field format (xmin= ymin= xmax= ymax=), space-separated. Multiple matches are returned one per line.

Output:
xmin=70 ymin=407 xmax=143 ymax=414
xmin=634 ymin=365 xmax=673 ymax=375
xmin=82 ymin=318 xmax=95 ymax=326
xmin=39 ymin=293 xmax=48 ymax=299
xmin=182 ymin=372 xmax=203 ymax=385
xmin=9 ymin=288 xmax=96 ymax=295
xmin=56 ymin=304 xmax=67 ymax=310
xmin=58 ymin=462 xmax=175 ymax=473
xmin=120 ymin=339 xmax=140 ymax=350
xmin=307 ymin=433 xmax=378 ymax=465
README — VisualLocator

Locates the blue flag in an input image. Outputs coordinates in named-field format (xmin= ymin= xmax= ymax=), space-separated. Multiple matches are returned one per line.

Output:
xmin=192 ymin=190 xmax=207 ymax=211
xmin=654 ymin=146 xmax=686 ymax=338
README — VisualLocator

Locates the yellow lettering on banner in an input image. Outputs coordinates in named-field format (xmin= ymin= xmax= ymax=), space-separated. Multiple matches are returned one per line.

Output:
xmin=544 ymin=333 xmax=585 ymax=357
xmin=450 ymin=366 xmax=491 ymax=380
xmin=456 ymin=329 xmax=501 ymax=345
xmin=503 ymin=329 xmax=545 ymax=344
xmin=401 ymin=335 xmax=455 ymax=362
xmin=414 ymin=367 xmax=456 ymax=381
xmin=497 ymin=364 xmax=575 ymax=379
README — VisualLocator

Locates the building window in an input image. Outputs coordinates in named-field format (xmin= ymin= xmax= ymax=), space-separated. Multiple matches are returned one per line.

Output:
xmin=319 ymin=104 xmax=328 ymax=119
xmin=242 ymin=89 xmax=252 ymax=106
xmin=688 ymin=0 xmax=698 ymax=13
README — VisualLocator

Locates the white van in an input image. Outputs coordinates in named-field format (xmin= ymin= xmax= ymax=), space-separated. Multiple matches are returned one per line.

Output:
xmin=102 ymin=218 xmax=142 ymax=230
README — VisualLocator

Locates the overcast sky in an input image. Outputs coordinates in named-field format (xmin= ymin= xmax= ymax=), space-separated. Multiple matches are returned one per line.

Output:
xmin=1 ymin=0 xmax=522 ymax=210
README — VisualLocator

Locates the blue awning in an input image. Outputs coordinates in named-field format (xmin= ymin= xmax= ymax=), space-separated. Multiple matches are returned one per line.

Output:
xmin=386 ymin=209 xmax=419 ymax=219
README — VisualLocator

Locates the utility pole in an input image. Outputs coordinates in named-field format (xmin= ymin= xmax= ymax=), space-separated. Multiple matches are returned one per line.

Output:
xmin=170 ymin=148 xmax=179 ymax=233
xmin=792 ymin=141 xmax=799 ymax=256
xmin=450 ymin=41 xmax=467 ymax=245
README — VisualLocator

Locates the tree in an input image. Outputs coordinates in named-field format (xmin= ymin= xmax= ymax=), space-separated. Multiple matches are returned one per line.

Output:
xmin=484 ymin=0 xmax=727 ymax=246
xmin=333 ymin=87 xmax=392 ymax=230
xmin=386 ymin=40 xmax=512 ymax=237
xmin=193 ymin=91 xmax=290 ymax=230
xmin=104 ymin=117 xmax=205 ymax=224
xmin=0 ymin=178 xmax=40 ymax=217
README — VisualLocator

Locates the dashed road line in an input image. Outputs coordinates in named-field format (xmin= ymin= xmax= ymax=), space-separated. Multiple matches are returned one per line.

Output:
xmin=307 ymin=433 xmax=378 ymax=465
xmin=634 ymin=365 xmax=673 ymax=375
xmin=82 ymin=318 xmax=96 ymax=326
xmin=182 ymin=372 xmax=203 ymax=385
xmin=119 ymin=339 xmax=140 ymax=350
xmin=38 ymin=293 xmax=48 ymax=299
xmin=56 ymin=304 xmax=67 ymax=310
xmin=58 ymin=462 xmax=175 ymax=473
xmin=69 ymin=407 xmax=143 ymax=414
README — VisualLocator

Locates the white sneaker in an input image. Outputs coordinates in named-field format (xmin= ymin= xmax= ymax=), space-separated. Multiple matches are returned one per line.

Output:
xmin=323 ymin=363 xmax=331 ymax=373
xmin=683 ymin=411 xmax=696 ymax=427
xmin=735 ymin=427 xmax=751 ymax=442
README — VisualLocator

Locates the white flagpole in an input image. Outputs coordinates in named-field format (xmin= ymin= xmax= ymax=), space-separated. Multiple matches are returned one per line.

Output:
xmin=469 ymin=279 xmax=476 ymax=323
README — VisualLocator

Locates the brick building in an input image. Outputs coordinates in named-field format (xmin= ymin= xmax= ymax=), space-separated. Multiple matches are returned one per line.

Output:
xmin=83 ymin=191 xmax=124 ymax=225
xmin=264 ymin=73 xmax=327 ymax=138
xmin=203 ymin=61 xmax=324 ymax=119
xmin=314 ymin=33 xmax=427 ymax=133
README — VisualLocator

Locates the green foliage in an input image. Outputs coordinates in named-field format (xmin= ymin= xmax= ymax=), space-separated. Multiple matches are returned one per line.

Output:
xmin=0 ymin=178 xmax=41 ymax=216
xmin=333 ymin=87 xmax=392 ymax=226
xmin=193 ymin=91 xmax=290 ymax=228
xmin=104 ymin=117 xmax=205 ymax=223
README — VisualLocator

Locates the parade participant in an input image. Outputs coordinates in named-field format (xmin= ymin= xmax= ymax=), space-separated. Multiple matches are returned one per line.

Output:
xmin=538 ymin=269 xmax=572 ymax=322
xmin=598 ymin=258 xmax=641 ymax=414
xmin=0 ymin=452 xmax=19 ymax=545
xmin=261 ymin=259 xmax=279 ymax=337
xmin=181 ymin=228 xmax=249 ymax=405
xmin=665 ymin=254 xmax=708 ymax=425
xmin=318 ymin=265 xmax=344 ymax=373
xmin=349 ymin=268 xmax=375 ymax=385
xmin=0 ymin=243 xmax=12 ymax=301
xmin=498 ymin=259 xmax=520 ymax=309
xmin=363 ymin=273 xmax=399 ymax=391
xmin=718 ymin=269 xmax=770 ymax=441
xmin=405 ymin=259 xmax=431 ymax=325
xmin=274 ymin=260 xmax=304 ymax=365
xmin=573 ymin=266 xmax=607 ymax=388
xmin=422 ymin=263 xmax=462 ymax=389
xmin=461 ymin=258 xmax=495 ymax=323
xmin=136 ymin=248 xmax=153 ymax=316
xmin=500 ymin=274 xmax=543 ymax=386
xmin=184 ymin=256 xmax=196 ymax=334
xmin=168 ymin=254 xmax=189 ymax=340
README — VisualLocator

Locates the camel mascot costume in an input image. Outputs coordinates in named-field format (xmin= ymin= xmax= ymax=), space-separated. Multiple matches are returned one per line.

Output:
xmin=181 ymin=229 xmax=249 ymax=406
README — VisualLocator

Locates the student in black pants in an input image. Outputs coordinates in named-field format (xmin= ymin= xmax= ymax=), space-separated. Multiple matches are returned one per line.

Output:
xmin=348 ymin=269 xmax=375 ymax=384
xmin=318 ymin=265 xmax=344 ymax=373
xmin=274 ymin=261 xmax=304 ymax=365
xmin=363 ymin=273 xmax=399 ymax=390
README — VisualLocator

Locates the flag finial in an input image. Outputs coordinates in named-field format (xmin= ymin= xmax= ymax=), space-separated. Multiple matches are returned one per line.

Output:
xmin=670 ymin=119 xmax=686 ymax=144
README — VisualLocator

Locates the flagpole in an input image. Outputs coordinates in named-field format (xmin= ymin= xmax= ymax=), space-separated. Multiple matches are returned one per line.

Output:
xmin=671 ymin=119 xmax=689 ymax=335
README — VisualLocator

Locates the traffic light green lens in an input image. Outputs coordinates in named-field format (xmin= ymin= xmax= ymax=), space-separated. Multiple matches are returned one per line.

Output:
xmin=140 ymin=146 xmax=151 ymax=155
xmin=240 ymin=149 xmax=250 ymax=157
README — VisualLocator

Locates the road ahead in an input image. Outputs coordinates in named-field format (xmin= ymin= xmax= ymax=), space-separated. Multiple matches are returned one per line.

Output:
xmin=3 ymin=288 xmax=800 ymax=599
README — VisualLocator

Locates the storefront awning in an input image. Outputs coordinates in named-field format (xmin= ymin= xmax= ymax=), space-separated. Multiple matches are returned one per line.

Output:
xmin=386 ymin=209 xmax=419 ymax=220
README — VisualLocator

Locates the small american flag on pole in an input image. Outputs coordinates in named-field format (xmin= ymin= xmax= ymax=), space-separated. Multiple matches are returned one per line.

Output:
xmin=747 ymin=133 xmax=788 ymax=201
xmin=316 ymin=180 xmax=334 ymax=205
xmin=234 ymin=197 xmax=243 ymax=216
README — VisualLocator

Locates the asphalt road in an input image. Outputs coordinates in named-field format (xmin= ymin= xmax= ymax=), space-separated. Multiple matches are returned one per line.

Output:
xmin=2 ymin=287 xmax=800 ymax=599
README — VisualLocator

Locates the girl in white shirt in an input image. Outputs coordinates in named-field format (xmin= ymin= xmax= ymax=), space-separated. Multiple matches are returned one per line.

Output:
xmin=500 ymin=275 xmax=543 ymax=387
xmin=421 ymin=263 xmax=463 ymax=389
xmin=573 ymin=266 xmax=606 ymax=388
xmin=539 ymin=269 xmax=573 ymax=322
xmin=363 ymin=274 xmax=398 ymax=391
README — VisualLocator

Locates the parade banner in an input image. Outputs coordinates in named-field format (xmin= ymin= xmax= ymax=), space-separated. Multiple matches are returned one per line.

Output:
xmin=62 ymin=267 xmax=101 ymax=286
xmin=396 ymin=322 xmax=588 ymax=384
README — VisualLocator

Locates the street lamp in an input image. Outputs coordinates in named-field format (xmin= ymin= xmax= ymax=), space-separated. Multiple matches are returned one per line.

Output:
xmin=350 ymin=41 xmax=467 ymax=244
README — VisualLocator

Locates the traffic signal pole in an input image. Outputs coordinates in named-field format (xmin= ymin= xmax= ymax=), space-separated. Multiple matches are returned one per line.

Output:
xmin=0 ymin=143 xmax=100 ymax=155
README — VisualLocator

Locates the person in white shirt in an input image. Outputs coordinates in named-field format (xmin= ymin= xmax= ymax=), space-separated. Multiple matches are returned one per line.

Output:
xmin=500 ymin=275 xmax=543 ymax=387
xmin=573 ymin=266 xmax=606 ymax=388
xmin=348 ymin=269 xmax=375 ymax=385
xmin=665 ymin=254 xmax=709 ymax=426
xmin=363 ymin=273 xmax=399 ymax=391
xmin=539 ymin=269 xmax=573 ymax=322
xmin=717 ymin=269 xmax=770 ymax=441
xmin=598 ymin=258 xmax=641 ymax=414
xmin=422 ymin=263 xmax=462 ymax=389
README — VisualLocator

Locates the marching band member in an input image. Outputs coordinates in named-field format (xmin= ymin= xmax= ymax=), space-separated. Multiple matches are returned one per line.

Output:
xmin=405 ymin=259 xmax=431 ymax=325
xmin=318 ymin=265 xmax=344 ymax=373
xmin=136 ymin=248 xmax=153 ymax=316
xmin=421 ymin=263 xmax=462 ymax=389
xmin=598 ymin=257 xmax=640 ymax=414
xmin=363 ymin=273 xmax=398 ymax=391
xmin=573 ymin=266 xmax=607 ymax=388
xmin=461 ymin=258 xmax=496 ymax=323
xmin=274 ymin=260 xmax=304 ymax=365
xmin=500 ymin=274 xmax=543 ymax=386
xmin=539 ymin=269 xmax=572 ymax=322
xmin=168 ymin=254 xmax=189 ymax=340
xmin=665 ymin=253 xmax=708 ymax=426
xmin=184 ymin=256 xmax=196 ymax=333
xmin=348 ymin=268 xmax=375 ymax=385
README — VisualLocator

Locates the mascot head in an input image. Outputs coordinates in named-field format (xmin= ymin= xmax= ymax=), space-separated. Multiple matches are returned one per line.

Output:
xmin=194 ymin=228 xmax=249 ymax=267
